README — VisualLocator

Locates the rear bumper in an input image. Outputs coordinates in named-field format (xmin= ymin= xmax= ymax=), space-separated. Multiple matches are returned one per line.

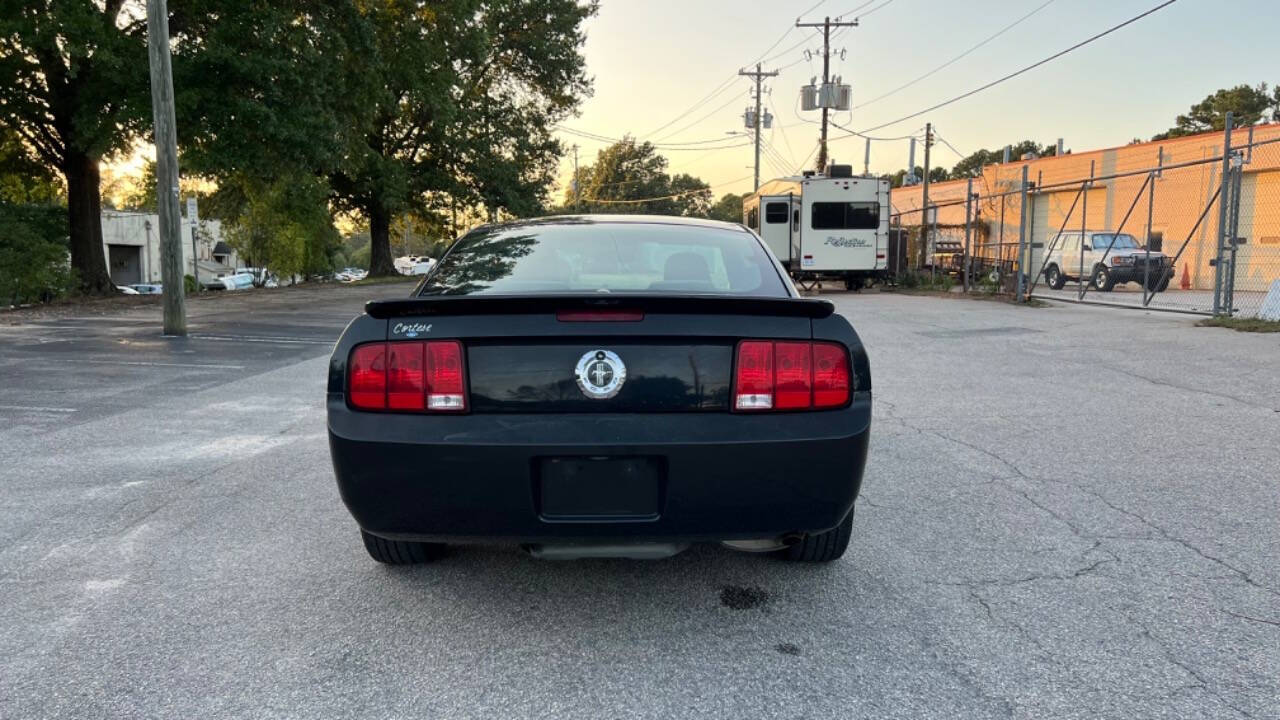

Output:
xmin=327 ymin=392 xmax=871 ymax=543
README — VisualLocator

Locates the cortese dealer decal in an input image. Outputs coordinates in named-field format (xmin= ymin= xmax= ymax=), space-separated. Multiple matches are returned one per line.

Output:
xmin=392 ymin=322 xmax=433 ymax=338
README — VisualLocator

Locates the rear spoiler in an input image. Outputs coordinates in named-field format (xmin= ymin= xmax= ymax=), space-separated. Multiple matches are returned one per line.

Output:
xmin=365 ymin=294 xmax=835 ymax=320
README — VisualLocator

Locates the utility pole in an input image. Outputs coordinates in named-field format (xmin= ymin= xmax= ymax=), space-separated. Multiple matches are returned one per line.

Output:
xmin=919 ymin=122 xmax=933 ymax=269
xmin=146 ymin=0 xmax=186 ymax=336
xmin=739 ymin=64 xmax=778 ymax=190
xmin=796 ymin=15 xmax=857 ymax=173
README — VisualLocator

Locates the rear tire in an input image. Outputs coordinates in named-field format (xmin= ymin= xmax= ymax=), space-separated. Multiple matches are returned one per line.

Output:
xmin=360 ymin=529 xmax=445 ymax=565
xmin=780 ymin=509 xmax=854 ymax=562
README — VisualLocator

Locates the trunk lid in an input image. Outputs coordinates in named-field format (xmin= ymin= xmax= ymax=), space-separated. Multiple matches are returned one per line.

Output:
xmin=367 ymin=294 xmax=824 ymax=413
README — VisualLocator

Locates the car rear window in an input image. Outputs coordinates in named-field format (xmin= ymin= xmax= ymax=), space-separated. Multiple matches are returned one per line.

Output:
xmin=419 ymin=222 xmax=787 ymax=297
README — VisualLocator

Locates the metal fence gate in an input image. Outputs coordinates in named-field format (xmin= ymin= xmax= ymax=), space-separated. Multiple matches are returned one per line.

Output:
xmin=888 ymin=114 xmax=1280 ymax=319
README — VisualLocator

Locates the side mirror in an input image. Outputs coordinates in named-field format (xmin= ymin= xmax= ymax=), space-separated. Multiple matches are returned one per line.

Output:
xmin=1081 ymin=245 xmax=1092 ymax=251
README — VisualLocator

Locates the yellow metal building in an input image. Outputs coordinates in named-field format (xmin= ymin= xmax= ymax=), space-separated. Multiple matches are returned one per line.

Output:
xmin=889 ymin=124 xmax=1280 ymax=291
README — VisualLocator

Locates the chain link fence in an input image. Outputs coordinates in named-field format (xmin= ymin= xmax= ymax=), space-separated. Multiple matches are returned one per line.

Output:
xmin=889 ymin=119 xmax=1280 ymax=319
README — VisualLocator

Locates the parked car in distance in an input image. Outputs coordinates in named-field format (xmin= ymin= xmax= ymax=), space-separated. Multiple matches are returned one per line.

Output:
xmin=116 ymin=285 xmax=140 ymax=295
xmin=1042 ymin=231 xmax=1173 ymax=292
xmin=328 ymin=215 xmax=872 ymax=566
xmin=127 ymin=283 xmax=163 ymax=295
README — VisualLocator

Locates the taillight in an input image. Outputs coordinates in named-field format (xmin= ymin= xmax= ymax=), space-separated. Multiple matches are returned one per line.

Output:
xmin=774 ymin=342 xmax=812 ymax=409
xmin=425 ymin=340 xmax=466 ymax=412
xmin=812 ymin=343 xmax=851 ymax=408
xmin=349 ymin=344 xmax=387 ymax=410
xmin=347 ymin=341 xmax=467 ymax=413
xmin=734 ymin=341 xmax=774 ymax=410
xmin=387 ymin=343 xmax=425 ymax=410
xmin=733 ymin=340 xmax=851 ymax=411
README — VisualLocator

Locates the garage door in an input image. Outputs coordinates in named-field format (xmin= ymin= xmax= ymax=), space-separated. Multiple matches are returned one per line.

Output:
xmin=107 ymin=245 xmax=142 ymax=285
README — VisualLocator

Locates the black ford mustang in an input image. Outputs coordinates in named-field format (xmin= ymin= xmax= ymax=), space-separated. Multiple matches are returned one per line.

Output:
xmin=327 ymin=215 xmax=871 ymax=564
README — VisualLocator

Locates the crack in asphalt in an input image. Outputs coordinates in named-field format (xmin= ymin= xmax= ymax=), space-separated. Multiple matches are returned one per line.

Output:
xmin=1134 ymin=623 xmax=1257 ymax=719
xmin=894 ymin=416 xmax=1280 ymax=601
xmin=1219 ymin=610 xmax=1280 ymax=629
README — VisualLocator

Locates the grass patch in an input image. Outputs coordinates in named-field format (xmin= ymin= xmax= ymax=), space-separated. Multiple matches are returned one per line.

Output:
xmin=1196 ymin=316 xmax=1280 ymax=333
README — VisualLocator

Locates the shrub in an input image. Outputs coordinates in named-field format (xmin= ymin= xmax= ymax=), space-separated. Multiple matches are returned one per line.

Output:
xmin=0 ymin=202 xmax=71 ymax=305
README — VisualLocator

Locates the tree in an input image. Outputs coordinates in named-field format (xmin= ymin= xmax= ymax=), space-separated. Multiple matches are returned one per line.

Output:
xmin=567 ymin=138 xmax=713 ymax=216
xmin=708 ymin=193 xmax=744 ymax=223
xmin=222 ymin=173 xmax=341 ymax=283
xmin=328 ymin=0 xmax=595 ymax=276
xmin=948 ymin=140 xmax=1059 ymax=179
xmin=1153 ymin=83 xmax=1278 ymax=140
xmin=0 ymin=1 xmax=149 ymax=294
xmin=1 ymin=126 xmax=69 ymax=304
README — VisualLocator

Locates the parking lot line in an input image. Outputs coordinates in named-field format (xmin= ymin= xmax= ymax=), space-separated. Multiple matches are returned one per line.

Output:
xmin=0 ymin=404 xmax=77 ymax=413
xmin=42 ymin=358 xmax=248 ymax=370
xmin=190 ymin=333 xmax=334 ymax=346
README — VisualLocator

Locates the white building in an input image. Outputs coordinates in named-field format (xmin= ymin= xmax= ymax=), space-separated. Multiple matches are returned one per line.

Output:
xmin=101 ymin=210 xmax=239 ymax=286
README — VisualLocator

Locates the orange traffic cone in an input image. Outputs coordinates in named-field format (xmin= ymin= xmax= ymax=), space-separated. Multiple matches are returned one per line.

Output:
xmin=1180 ymin=264 xmax=1191 ymax=290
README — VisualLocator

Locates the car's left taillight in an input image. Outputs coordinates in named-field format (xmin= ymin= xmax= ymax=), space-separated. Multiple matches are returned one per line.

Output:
xmin=348 ymin=341 xmax=467 ymax=413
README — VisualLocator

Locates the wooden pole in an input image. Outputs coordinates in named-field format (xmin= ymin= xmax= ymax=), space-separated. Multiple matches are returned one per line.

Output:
xmin=146 ymin=0 xmax=186 ymax=336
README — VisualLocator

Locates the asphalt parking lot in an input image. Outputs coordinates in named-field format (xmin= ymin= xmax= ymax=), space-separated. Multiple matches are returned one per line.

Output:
xmin=2 ymin=285 xmax=1278 ymax=719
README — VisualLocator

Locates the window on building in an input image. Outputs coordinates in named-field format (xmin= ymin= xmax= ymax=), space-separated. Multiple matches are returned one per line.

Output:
xmin=811 ymin=202 xmax=879 ymax=230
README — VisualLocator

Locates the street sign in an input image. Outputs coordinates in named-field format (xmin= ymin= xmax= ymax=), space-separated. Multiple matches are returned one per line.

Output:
xmin=186 ymin=197 xmax=198 ymax=224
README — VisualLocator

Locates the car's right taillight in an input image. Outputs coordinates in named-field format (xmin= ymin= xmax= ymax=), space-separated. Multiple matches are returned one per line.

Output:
xmin=733 ymin=340 xmax=851 ymax=412
xmin=348 ymin=340 xmax=468 ymax=413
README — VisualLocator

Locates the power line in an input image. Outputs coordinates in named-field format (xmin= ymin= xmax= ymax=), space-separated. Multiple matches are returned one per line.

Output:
xmin=637 ymin=0 xmax=827 ymax=141
xmin=557 ymin=125 xmax=751 ymax=150
xmin=853 ymin=0 xmax=1057 ymax=111
xmin=931 ymin=131 xmax=967 ymax=159
xmin=830 ymin=119 xmax=923 ymax=142
xmin=653 ymin=88 xmax=749 ymax=143
xmin=849 ymin=0 xmax=899 ymax=19
xmin=851 ymin=0 xmax=1180 ymax=136
xmin=640 ymin=75 xmax=741 ymax=139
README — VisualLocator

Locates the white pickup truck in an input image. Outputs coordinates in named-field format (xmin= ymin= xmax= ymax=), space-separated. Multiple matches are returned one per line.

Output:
xmin=1042 ymin=231 xmax=1173 ymax=292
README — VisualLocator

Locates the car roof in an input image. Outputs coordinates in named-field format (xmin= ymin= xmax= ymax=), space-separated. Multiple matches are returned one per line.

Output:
xmin=474 ymin=214 xmax=750 ymax=234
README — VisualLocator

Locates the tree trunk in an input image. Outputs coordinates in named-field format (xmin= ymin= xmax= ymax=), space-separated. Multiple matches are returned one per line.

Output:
xmin=65 ymin=152 xmax=115 ymax=295
xmin=367 ymin=203 xmax=398 ymax=277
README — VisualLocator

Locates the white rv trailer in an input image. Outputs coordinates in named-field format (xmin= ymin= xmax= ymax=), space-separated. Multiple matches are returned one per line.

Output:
xmin=743 ymin=165 xmax=890 ymax=288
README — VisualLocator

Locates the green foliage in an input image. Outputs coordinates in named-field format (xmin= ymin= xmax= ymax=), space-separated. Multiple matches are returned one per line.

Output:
xmin=0 ymin=202 xmax=71 ymax=305
xmin=222 ymin=175 xmax=342 ymax=281
xmin=1153 ymin=83 xmax=1279 ymax=140
xmin=708 ymin=193 xmax=745 ymax=223
xmin=119 ymin=159 xmax=157 ymax=213
xmin=174 ymin=1 xmax=377 ymax=185
xmin=0 ymin=0 xmax=150 ymax=294
xmin=0 ymin=128 xmax=63 ymax=204
xmin=350 ymin=244 xmax=371 ymax=271
xmin=948 ymin=141 xmax=1059 ymax=179
xmin=567 ymin=138 xmax=713 ymax=216
xmin=0 ymin=2 xmax=149 ymax=164
xmin=184 ymin=274 xmax=197 ymax=294
xmin=323 ymin=0 xmax=597 ymax=275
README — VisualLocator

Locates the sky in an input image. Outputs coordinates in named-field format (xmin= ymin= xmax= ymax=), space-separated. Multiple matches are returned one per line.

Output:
xmin=555 ymin=0 xmax=1280 ymax=200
